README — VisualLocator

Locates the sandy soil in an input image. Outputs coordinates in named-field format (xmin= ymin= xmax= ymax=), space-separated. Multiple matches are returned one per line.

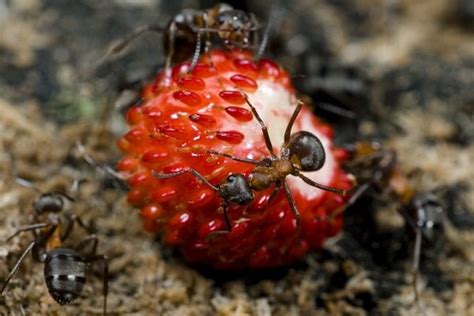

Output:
xmin=0 ymin=0 xmax=472 ymax=315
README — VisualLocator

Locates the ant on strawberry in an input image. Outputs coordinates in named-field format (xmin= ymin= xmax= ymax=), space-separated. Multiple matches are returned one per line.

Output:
xmin=102 ymin=3 xmax=261 ymax=76
xmin=153 ymin=97 xmax=354 ymax=232
xmin=1 ymin=179 xmax=109 ymax=315
xmin=341 ymin=141 xmax=445 ymax=303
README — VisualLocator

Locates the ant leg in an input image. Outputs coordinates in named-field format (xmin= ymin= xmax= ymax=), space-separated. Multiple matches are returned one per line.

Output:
xmin=191 ymin=10 xmax=213 ymax=58
xmin=84 ymin=254 xmax=109 ymax=316
xmin=32 ymin=223 xmax=59 ymax=262
xmin=328 ymin=182 xmax=371 ymax=221
xmin=186 ymin=9 xmax=213 ymax=74
xmin=75 ymin=142 xmax=126 ymax=190
xmin=95 ymin=24 xmax=164 ymax=69
xmin=283 ymin=101 xmax=304 ymax=145
xmin=203 ymin=11 xmax=212 ymax=55
xmin=0 ymin=241 xmax=36 ymax=294
xmin=251 ymin=30 xmax=258 ymax=51
xmin=51 ymin=191 xmax=75 ymax=203
xmin=14 ymin=177 xmax=40 ymax=193
xmin=255 ymin=10 xmax=271 ymax=60
xmin=295 ymin=171 xmax=352 ymax=196
xmin=164 ymin=21 xmax=177 ymax=77
xmin=6 ymin=222 xmax=52 ymax=242
xmin=60 ymin=216 xmax=75 ymax=241
xmin=187 ymin=30 xmax=202 ymax=74
xmin=76 ymin=234 xmax=99 ymax=256
xmin=205 ymin=202 xmax=233 ymax=239
xmin=222 ymin=202 xmax=232 ymax=232
xmin=244 ymin=96 xmax=276 ymax=157
xmin=268 ymin=182 xmax=282 ymax=204
xmin=70 ymin=177 xmax=88 ymax=199
xmin=283 ymin=181 xmax=300 ymax=225
xmin=207 ymin=150 xmax=261 ymax=165
xmin=61 ymin=214 xmax=95 ymax=241
xmin=261 ymin=181 xmax=282 ymax=214
xmin=152 ymin=169 xmax=219 ymax=192
xmin=413 ymin=228 xmax=422 ymax=304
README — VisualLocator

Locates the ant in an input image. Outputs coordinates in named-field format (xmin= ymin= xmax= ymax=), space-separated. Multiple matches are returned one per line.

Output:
xmin=403 ymin=192 xmax=445 ymax=303
xmin=341 ymin=141 xmax=445 ymax=303
xmin=1 ymin=179 xmax=109 ymax=315
xmin=153 ymin=97 xmax=353 ymax=232
xmin=102 ymin=3 xmax=261 ymax=78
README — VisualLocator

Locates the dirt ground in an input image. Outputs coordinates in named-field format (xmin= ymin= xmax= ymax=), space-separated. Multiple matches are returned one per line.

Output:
xmin=0 ymin=0 xmax=473 ymax=315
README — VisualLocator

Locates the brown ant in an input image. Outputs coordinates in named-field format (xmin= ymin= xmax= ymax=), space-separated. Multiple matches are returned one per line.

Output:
xmin=101 ymin=3 xmax=261 ymax=77
xmin=341 ymin=141 xmax=445 ymax=303
xmin=1 ymin=179 xmax=109 ymax=315
xmin=153 ymin=97 xmax=353 ymax=232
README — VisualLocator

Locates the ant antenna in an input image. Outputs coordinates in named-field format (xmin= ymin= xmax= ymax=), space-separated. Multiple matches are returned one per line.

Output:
xmin=15 ymin=177 xmax=41 ymax=193
xmin=255 ymin=2 xmax=274 ymax=60
xmin=294 ymin=171 xmax=353 ymax=196
xmin=95 ymin=24 xmax=165 ymax=70
xmin=244 ymin=96 xmax=276 ymax=157
xmin=75 ymin=142 xmax=125 ymax=181
xmin=316 ymin=101 xmax=356 ymax=119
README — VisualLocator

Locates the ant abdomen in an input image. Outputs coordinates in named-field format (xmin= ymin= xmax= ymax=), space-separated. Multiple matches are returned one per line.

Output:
xmin=286 ymin=131 xmax=326 ymax=172
xmin=44 ymin=248 xmax=86 ymax=305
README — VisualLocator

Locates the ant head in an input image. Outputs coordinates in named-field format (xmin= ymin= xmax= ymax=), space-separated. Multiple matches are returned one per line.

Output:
xmin=216 ymin=8 xmax=254 ymax=45
xmin=413 ymin=194 xmax=444 ymax=231
xmin=219 ymin=174 xmax=254 ymax=205
xmin=33 ymin=193 xmax=64 ymax=214
xmin=33 ymin=192 xmax=73 ymax=214
xmin=286 ymin=131 xmax=326 ymax=172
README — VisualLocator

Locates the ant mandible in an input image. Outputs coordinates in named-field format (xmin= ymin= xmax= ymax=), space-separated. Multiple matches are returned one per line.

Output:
xmin=103 ymin=3 xmax=260 ymax=76
xmin=153 ymin=97 xmax=353 ymax=232
xmin=1 ymin=179 xmax=109 ymax=315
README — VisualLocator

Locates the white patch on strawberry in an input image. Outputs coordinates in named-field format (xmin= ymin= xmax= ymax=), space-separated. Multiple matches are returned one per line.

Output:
xmin=217 ymin=77 xmax=336 ymax=201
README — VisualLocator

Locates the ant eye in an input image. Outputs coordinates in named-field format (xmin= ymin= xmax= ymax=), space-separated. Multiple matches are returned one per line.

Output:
xmin=217 ymin=12 xmax=228 ymax=25
xmin=287 ymin=131 xmax=325 ymax=171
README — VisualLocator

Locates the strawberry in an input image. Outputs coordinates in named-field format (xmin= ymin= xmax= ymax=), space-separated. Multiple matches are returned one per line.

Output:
xmin=117 ymin=49 xmax=353 ymax=269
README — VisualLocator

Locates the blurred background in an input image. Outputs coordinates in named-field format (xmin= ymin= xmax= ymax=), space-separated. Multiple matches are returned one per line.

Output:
xmin=0 ymin=0 xmax=473 ymax=314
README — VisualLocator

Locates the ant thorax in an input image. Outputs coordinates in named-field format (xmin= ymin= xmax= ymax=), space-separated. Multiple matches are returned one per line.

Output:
xmin=248 ymin=159 xmax=294 ymax=191
xmin=45 ymin=224 xmax=62 ymax=252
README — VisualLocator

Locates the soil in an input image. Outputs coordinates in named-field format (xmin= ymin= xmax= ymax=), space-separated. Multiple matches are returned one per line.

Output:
xmin=0 ymin=0 xmax=473 ymax=315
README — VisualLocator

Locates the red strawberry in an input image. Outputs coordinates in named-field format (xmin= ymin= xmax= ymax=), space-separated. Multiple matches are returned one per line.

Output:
xmin=117 ymin=49 xmax=353 ymax=269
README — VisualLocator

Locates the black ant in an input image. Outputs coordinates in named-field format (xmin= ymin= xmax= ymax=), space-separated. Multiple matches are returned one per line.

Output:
xmin=341 ymin=141 xmax=445 ymax=303
xmin=403 ymin=192 xmax=445 ymax=303
xmin=102 ymin=3 xmax=261 ymax=77
xmin=153 ymin=97 xmax=353 ymax=232
xmin=1 ymin=180 xmax=109 ymax=315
